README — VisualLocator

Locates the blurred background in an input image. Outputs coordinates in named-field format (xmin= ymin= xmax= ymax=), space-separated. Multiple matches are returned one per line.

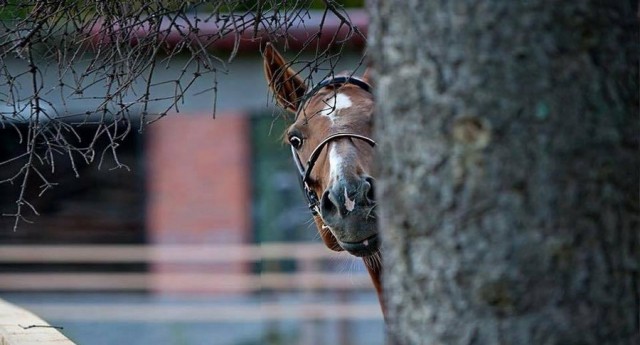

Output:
xmin=0 ymin=3 xmax=383 ymax=345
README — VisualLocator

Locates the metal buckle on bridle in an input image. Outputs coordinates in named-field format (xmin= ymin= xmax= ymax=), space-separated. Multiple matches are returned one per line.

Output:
xmin=289 ymin=76 xmax=375 ymax=216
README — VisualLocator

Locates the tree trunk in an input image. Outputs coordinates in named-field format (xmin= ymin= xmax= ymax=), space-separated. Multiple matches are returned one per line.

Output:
xmin=368 ymin=1 xmax=639 ymax=344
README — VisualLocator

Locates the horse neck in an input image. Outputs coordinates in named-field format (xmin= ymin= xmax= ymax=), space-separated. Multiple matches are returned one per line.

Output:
xmin=363 ymin=258 xmax=386 ymax=316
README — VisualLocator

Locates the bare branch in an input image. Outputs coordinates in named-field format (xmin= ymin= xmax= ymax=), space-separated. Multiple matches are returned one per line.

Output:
xmin=0 ymin=0 xmax=366 ymax=228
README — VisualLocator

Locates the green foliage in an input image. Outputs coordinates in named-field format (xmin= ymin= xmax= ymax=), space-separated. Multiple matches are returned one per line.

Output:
xmin=0 ymin=0 xmax=31 ymax=20
xmin=311 ymin=0 xmax=365 ymax=9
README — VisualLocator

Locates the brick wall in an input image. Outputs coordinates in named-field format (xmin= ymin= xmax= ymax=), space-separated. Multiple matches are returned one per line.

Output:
xmin=145 ymin=113 xmax=252 ymax=293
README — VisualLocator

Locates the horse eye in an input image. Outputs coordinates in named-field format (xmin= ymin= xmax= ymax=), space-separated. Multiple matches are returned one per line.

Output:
xmin=289 ymin=135 xmax=303 ymax=149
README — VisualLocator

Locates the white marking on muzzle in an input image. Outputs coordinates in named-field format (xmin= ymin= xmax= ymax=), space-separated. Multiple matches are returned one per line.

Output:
xmin=344 ymin=187 xmax=355 ymax=212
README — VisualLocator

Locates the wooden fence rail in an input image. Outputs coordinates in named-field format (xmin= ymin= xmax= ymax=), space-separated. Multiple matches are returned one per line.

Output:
xmin=0 ymin=243 xmax=334 ymax=263
xmin=0 ymin=244 xmax=372 ymax=293
xmin=0 ymin=243 xmax=382 ymax=344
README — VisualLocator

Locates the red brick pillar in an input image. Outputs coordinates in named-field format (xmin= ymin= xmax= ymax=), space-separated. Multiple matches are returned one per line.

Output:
xmin=145 ymin=113 xmax=252 ymax=293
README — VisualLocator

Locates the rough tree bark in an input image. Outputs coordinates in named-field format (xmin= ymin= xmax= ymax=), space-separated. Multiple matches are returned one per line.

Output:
xmin=368 ymin=1 xmax=638 ymax=344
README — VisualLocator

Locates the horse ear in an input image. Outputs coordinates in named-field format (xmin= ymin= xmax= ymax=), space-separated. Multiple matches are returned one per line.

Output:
xmin=263 ymin=43 xmax=307 ymax=113
xmin=361 ymin=67 xmax=373 ymax=85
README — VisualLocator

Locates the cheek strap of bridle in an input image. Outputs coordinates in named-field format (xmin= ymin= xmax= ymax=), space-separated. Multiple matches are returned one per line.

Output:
xmin=292 ymin=133 xmax=376 ymax=216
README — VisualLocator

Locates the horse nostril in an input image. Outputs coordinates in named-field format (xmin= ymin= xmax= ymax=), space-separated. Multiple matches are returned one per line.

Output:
xmin=363 ymin=176 xmax=375 ymax=204
xmin=321 ymin=190 xmax=337 ymax=216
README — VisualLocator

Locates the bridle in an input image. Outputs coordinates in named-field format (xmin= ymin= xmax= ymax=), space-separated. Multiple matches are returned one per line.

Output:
xmin=290 ymin=76 xmax=376 ymax=216
xmin=291 ymin=76 xmax=376 ymax=216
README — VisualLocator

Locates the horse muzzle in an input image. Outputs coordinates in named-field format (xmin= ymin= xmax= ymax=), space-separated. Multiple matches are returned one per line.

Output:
xmin=319 ymin=176 xmax=379 ymax=257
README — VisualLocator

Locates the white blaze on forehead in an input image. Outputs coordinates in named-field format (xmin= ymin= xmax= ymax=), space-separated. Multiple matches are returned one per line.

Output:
xmin=320 ymin=93 xmax=352 ymax=123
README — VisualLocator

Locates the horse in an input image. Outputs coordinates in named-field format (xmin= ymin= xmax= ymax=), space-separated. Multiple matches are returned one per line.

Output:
xmin=262 ymin=43 xmax=383 ymax=311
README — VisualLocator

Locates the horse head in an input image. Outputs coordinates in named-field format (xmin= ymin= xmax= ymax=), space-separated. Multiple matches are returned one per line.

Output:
xmin=263 ymin=44 xmax=379 ymax=259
